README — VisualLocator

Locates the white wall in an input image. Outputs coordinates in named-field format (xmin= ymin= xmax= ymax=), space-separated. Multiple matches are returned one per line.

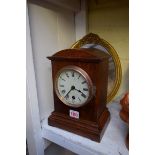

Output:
xmin=28 ymin=3 xmax=76 ymax=121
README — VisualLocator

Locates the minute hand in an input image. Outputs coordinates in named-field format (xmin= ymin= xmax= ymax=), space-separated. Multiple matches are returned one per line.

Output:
xmin=64 ymin=89 xmax=72 ymax=98
xmin=64 ymin=86 xmax=75 ymax=98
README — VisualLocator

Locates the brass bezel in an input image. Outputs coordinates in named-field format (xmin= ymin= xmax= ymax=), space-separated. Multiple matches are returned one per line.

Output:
xmin=71 ymin=33 xmax=122 ymax=103
xmin=55 ymin=65 xmax=94 ymax=108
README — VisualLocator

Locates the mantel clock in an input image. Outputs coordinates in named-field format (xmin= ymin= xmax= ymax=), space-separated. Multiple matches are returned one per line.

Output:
xmin=47 ymin=48 xmax=110 ymax=142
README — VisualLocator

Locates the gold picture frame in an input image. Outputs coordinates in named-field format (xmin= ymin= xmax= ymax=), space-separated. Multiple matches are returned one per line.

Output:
xmin=71 ymin=33 xmax=122 ymax=103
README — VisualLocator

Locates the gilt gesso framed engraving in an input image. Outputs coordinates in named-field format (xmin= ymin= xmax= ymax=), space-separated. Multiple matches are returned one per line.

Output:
xmin=71 ymin=33 xmax=122 ymax=103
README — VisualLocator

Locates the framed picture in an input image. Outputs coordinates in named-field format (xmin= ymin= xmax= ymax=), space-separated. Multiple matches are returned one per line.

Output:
xmin=71 ymin=33 xmax=122 ymax=103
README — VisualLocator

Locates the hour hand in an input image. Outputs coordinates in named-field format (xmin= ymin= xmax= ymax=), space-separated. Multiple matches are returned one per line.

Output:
xmin=75 ymin=88 xmax=87 ymax=98
xmin=75 ymin=88 xmax=84 ymax=94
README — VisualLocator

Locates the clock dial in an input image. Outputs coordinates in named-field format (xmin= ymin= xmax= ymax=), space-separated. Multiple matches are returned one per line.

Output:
xmin=55 ymin=66 xmax=93 ymax=107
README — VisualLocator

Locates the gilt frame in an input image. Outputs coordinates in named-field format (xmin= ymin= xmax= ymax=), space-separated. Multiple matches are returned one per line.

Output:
xmin=71 ymin=33 xmax=122 ymax=103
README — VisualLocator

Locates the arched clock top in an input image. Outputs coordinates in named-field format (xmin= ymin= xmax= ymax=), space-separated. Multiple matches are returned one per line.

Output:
xmin=47 ymin=48 xmax=110 ymax=63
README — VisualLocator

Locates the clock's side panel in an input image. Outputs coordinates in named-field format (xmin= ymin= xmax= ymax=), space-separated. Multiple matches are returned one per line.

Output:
xmin=95 ymin=60 xmax=109 ymax=119
xmin=51 ymin=60 xmax=98 ymax=122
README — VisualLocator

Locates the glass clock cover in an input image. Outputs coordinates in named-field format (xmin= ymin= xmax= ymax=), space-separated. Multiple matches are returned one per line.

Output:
xmin=55 ymin=66 xmax=93 ymax=107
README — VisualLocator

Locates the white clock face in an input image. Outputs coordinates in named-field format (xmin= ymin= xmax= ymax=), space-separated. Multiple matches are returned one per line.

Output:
xmin=55 ymin=66 xmax=93 ymax=107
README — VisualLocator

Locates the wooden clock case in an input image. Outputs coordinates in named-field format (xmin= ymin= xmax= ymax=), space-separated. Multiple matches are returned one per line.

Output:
xmin=47 ymin=48 xmax=110 ymax=142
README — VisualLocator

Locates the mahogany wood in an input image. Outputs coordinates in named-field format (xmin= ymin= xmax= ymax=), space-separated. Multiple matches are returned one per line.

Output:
xmin=48 ymin=109 xmax=110 ymax=142
xmin=47 ymin=48 xmax=110 ymax=142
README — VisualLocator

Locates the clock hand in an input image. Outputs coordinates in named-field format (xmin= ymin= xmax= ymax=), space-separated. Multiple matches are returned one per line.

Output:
xmin=64 ymin=89 xmax=72 ymax=98
xmin=64 ymin=86 xmax=75 ymax=98
xmin=74 ymin=88 xmax=85 ymax=96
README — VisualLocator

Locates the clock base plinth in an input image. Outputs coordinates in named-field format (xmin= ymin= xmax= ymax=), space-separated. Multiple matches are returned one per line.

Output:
xmin=48 ymin=108 xmax=110 ymax=142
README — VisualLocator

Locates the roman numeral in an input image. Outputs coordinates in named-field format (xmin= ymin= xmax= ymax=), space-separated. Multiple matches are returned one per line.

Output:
xmin=60 ymin=85 xmax=64 ymax=87
xmin=65 ymin=72 xmax=69 ymax=78
xmin=81 ymin=93 xmax=86 ymax=98
xmin=82 ymin=81 xmax=86 ymax=84
xmin=65 ymin=94 xmax=69 ymax=99
xmin=78 ymin=97 xmax=81 ymax=102
xmin=78 ymin=75 xmax=81 ymax=79
xmin=83 ymin=88 xmax=88 ymax=91
xmin=61 ymin=90 xmax=66 ymax=94
xmin=60 ymin=76 xmax=66 ymax=81
xmin=72 ymin=72 xmax=74 ymax=77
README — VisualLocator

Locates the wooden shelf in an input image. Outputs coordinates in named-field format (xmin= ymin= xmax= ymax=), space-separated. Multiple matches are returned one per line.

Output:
xmin=41 ymin=102 xmax=129 ymax=155
xmin=28 ymin=0 xmax=81 ymax=12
